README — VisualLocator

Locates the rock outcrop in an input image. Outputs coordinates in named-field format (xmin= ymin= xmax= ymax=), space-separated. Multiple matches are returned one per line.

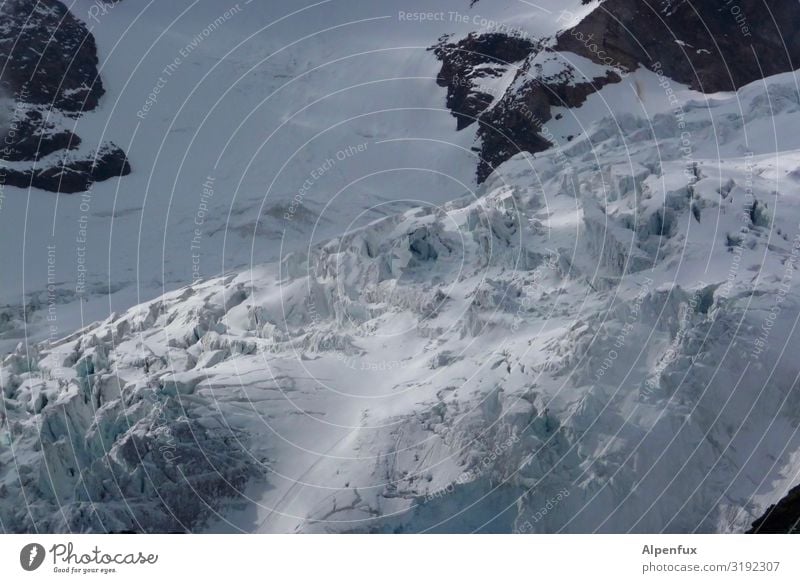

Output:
xmin=749 ymin=485 xmax=800 ymax=534
xmin=557 ymin=0 xmax=800 ymax=93
xmin=0 ymin=0 xmax=131 ymax=194
xmin=433 ymin=0 xmax=800 ymax=183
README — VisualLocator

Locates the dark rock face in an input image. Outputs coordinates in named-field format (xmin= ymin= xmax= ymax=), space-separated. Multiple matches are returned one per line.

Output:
xmin=431 ymin=34 xmax=618 ymax=182
xmin=433 ymin=0 xmax=800 ymax=184
xmin=0 ymin=0 xmax=104 ymax=111
xmin=431 ymin=33 xmax=539 ymax=130
xmin=1 ymin=109 xmax=81 ymax=161
xmin=0 ymin=0 xmax=131 ymax=194
xmin=0 ymin=143 xmax=131 ymax=194
xmin=475 ymin=53 xmax=619 ymax=182
xmin=748 ymin=484 xmax=800 ymax=533
xmin=556 ymin=0 xmax=800 ymax=93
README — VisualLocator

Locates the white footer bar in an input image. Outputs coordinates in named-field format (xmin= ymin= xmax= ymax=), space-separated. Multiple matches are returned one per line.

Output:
xmin=1 ymin=534 xmax=796 ymax=582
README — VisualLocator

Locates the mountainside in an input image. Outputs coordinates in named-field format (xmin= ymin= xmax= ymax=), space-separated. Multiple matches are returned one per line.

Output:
xmin=2 ymin=0 xmax=589 ymax=354
xmin=0 ymin=0 xmax=130 ymax=193
xmin=3 ymin=0 xmax=800 ymax=533
xmin=435 ymin=0 xmax=800 ymax=181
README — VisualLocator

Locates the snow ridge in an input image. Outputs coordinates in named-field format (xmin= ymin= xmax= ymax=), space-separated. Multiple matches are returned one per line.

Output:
xmin=5 ymin=68 xmax=800 ymax=532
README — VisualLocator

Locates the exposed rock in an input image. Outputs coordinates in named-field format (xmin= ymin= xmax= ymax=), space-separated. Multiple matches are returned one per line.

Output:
xmin=475 ymin=55 xmax=619 ymax=182
xmin=431 ymin=33 xmax=539 ymax=130
xmin=432 ymin=34 xmax=619 ymax=182
xmin=0 ymin=0 xmax=131 ymax=194
xmin=0 ymin=109 xmax=81 ymax=161
xmin=433 ymin=0 xmax=800 ymax=184
xmin=0 ymin=0 xmax=104 ymax=111
xmin=748 ymin=484 xmax=800 ymax=533
xmin=556 ymin=0 xmax=800 ymax=93
xmin=0 ymin=143 xmax=131 ymax=193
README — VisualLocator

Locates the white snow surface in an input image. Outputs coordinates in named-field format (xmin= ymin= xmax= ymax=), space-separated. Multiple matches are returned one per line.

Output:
xmin=0 ymin=0 xmax=590 ymax=352
xmin=2 ymin=0 xmax=800 ymax=533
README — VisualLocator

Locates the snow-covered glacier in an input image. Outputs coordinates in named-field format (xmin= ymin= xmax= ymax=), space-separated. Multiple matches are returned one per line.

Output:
xmin=0 ymin=0 xmax=595 ymax=353
xmin=3 ymin=0 xmax=800 ymax=533
xmin=5 ymin=68 xmax=800 ymax=531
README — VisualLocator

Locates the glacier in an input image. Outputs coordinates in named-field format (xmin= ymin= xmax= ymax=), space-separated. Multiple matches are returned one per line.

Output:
xmin=4 ymin=69 xmax=800 ymax=531
xmin=2 ymin=0 xmax=800 ymax=533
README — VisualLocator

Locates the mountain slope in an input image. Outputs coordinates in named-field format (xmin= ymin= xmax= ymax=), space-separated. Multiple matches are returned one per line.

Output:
xmin=0 ymin=0 xmax=591 ymax=353
xmin=0 ymin=0 xmax=130 ymax=193
xmin=3 ymin=0 xmax=800 ymax=534
xmin=4 ymin=67 xmax=800 ymax=531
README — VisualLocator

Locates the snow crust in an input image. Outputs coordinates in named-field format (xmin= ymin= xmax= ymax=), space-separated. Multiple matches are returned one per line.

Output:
xmin=3 ymin=0 xmax=800 ymax=533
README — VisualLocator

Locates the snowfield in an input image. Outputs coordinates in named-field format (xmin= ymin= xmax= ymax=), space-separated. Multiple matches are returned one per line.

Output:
xmin=3 ymin=0 xmax=800 ymax=533
xmin=0 ymin=0 xmax=596 ymax=352
xmin=5 ymin=64 xmax=800 ymax=531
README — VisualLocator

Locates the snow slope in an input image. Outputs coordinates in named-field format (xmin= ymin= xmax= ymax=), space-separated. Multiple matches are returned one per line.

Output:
xmin=4 ymin=58 xmax=800 ymax=531
xmin=0 ymin=0 xmax=597 ymax=352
